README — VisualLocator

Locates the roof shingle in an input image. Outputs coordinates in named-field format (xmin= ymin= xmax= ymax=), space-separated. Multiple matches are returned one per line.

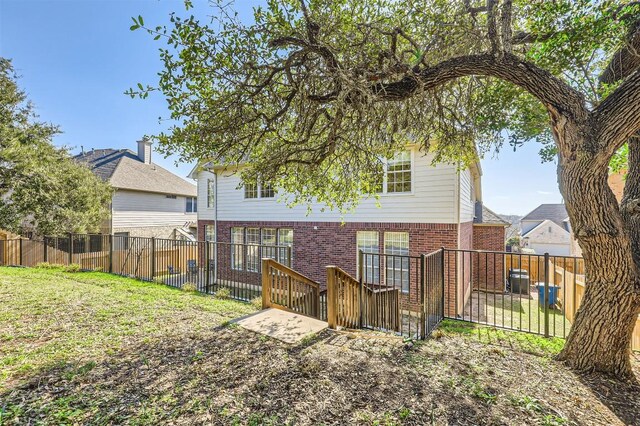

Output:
xmin=75 ymin=149 xmax=196 ymax=197
xmin=521 ymin=204 xmax=568 ymax=229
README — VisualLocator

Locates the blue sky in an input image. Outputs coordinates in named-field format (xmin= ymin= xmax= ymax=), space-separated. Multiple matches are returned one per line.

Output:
xmin=0 ymin=0 xmax=563 ymax=216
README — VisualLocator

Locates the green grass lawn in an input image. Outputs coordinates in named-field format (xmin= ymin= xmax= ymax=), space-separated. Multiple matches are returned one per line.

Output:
xmin=0 ymin=266 xmax=256 ymax=391
xmin=463 ymin=291 xmax=573 ymax=338
xmin=1 ymin=267 xmax=638 ymax=425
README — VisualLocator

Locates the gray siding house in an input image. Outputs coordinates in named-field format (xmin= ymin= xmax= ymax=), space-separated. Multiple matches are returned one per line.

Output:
xmin=75 ymin=139 xmax=197 ymax=239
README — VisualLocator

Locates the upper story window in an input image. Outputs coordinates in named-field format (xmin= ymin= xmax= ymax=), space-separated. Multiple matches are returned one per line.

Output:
xmin=243 ymin=181 xmax=275 ymax=199
xmin=186 ymin=197 xmax=197 ymax=213
xmin=385 ymin=151 xmax=412 ymax=193
xmin=207 ymin=179 xmax=215 ymax=208
xmin=244 ymin=182 xmax=258 ymax=199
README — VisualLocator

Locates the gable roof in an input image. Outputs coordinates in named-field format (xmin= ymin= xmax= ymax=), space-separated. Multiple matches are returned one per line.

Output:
xmin=521 ymin=204 xmax=568 ymax=228
xmin=75 ymin=149 xmax=196 ymax=197
xmin=474 ymin=201 xmax=509 ymax=226
xmin=522 ymin=218 xmax=570 ymax=239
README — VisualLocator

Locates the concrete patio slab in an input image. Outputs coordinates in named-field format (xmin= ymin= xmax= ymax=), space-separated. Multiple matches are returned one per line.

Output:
xmin=233 ymin=308 xmax=328 ymax=344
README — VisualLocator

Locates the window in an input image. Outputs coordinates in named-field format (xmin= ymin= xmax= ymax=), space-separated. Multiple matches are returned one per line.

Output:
xmin=186 ymin=197 xmax=197 ymax=213
xmin=261 ymin=183 xmax=275 ymax=198
xmin=205 ymin=225 xmax=215 ymax=242
xmin=385 ymin=151 xmax=412 ymax=193
xmin=246 ymin=228 xmax=260 ymax=272
xmin=384 ymin=232 xmax=409 ymax=292
xmin=244 ymin=181 xmax=275 ymax=199
xmin=357 ymin=231 xmax=380 ymax=284
xmin=207 ymin=179 xmax=215 ymax=208
xmin=231 ymin=227 xmax=244 ymax=270
xmin=244 ymin=182 xmax=258 ymax=199
xmin=261 ymin=228 xmax=277 ymax=259
xmin=278 ymin=229 xmax=293 ymax=265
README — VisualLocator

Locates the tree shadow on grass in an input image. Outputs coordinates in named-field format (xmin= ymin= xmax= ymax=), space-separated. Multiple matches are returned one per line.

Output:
xmin=2 ymin=326 xmax=639 ymax=425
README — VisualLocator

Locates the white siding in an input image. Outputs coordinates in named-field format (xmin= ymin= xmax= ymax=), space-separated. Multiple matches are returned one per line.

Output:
xmin=112 ymin=190 xmax=197 ymax=228
xmin=458 ymin=168 xmax=475 ymax=223
xmin=197 ymin=170 xmax=216 ymax=221
xmin=198 ymin=148 xmax=460 ymax=224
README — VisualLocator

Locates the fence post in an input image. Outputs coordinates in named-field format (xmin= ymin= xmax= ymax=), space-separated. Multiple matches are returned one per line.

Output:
xmin=420 ymin=253 xmax=426 ymax=340
xmin=544 ymin=252 xmax=550 ymax=338
xmin=326 ymin=266 xmax=337 ymax=329
xmin=358 ymin=249 xmax=364 ymax=328
xmin=205 ymin=241 xmax=211 ymax=292
xmin=261 ymin=258 xmax=271 ymax=309
xmin=150 ymin=237 xmax=156 ymax=279
xmin=108 ymin=234 xmax=113 ymax=273
xmin=43 ymin=237 xmax=48 ymax=263
xmin=68 ymin=233 xmax=73 ymax=265
xmin=441 ymin=247 xmax=446 ymax=319
xmin=19 ymin=238 xmax=23 ymax=266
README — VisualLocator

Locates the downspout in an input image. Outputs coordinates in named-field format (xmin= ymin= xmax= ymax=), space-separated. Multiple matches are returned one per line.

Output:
xmin=455 ymin=166 xmax=463 ymax=316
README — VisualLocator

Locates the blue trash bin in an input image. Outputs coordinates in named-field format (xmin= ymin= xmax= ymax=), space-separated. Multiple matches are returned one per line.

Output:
xmin=536 ymin=284 xmax=560 ymax=307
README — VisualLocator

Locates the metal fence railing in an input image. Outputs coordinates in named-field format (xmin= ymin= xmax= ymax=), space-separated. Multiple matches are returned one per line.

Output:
xmin=359 ymin=249 xmax=445 ymax=339
xmin=443 ymin=249 xmax=585 ymax=338
xmin=0 ymin=234 xmax=292 ymax=303
xmin=0 ymin=234 xmax=587 ymax=340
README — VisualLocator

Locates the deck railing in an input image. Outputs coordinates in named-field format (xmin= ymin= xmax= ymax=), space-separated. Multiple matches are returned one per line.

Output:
xmin=261 ymin=258 xmax=321 ymax=318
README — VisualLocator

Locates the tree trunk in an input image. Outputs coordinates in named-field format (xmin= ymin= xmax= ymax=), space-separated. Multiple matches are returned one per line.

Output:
xmin=555 ymin=124 xmax=640 ymax=378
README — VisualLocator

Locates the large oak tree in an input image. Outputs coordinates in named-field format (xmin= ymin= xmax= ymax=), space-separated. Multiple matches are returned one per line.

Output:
xmin=129 ymin=0 xmax=640 ymax=378
xmin=0 ymin=58 xmax=112 ymax=236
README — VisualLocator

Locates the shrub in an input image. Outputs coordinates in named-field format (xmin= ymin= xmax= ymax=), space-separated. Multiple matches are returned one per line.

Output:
xmin=214 ymin=287 xmax=231 ymax=299
xmin=35 ymin=262 xmax=63 ymax=270
xmin=182 ymin=282 xmax=198 ymax=292
xmin=63 ymin=264 xmax=81 ymax=273
xmin=250 ymin=296 xmax=263 ymax=309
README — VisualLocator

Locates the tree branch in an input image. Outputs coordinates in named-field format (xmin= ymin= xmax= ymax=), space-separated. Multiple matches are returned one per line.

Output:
xmin=370 ymin=53 xmax=585 ymax=120
xmin=595 ymin=70 xmax=640 ymax=154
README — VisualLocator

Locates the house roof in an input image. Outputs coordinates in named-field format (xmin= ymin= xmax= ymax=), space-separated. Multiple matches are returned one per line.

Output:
xmin=75 ymin=149 xmax=196 ymax=197
xmin=521 ymin=218 xmax=570 ymax=239
xmin=521 ymin=204 xmax=568 ymax=229
xmin=474 ymin=201 xmax=510 ymax=226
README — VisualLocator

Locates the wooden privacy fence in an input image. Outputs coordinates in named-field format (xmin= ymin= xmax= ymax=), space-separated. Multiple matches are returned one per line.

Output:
xmin=554 ymin=264 xmax=640 ymax=351
xmin=505 ymin=254 xmax=585 ymax=284
xmin=261 ymin=258 xmax=321 ymax=318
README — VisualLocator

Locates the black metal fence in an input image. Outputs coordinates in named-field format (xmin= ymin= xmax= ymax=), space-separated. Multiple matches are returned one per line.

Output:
xmin=0 ymin=234 xmax=584 ymax=340
xmin=0 ymin=234 xmax=291 ymax=303
xmin=359 ymin=249 xmax=445 ymax=339
xmin=442 ymin=249 xmax=585 ymax=338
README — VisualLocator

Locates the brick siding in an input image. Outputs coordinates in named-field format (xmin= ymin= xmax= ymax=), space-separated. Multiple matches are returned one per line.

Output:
xmin=199 ymin=219 xmax=506 ymax=317
xmin=472 ymin=225 xmax=507 ymax=292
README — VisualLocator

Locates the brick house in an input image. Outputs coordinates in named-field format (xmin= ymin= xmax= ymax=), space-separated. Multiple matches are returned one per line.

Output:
xmin=189 ymin=145 xmax=508 ymax=315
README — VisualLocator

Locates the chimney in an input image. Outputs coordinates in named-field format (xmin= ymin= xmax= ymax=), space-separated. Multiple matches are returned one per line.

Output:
xmin=137 ymin=137 xmax=152 ymax=164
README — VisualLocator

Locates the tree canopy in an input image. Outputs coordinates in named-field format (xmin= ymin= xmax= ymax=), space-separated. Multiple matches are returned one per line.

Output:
xmin=0 ymin=58 xmax=113 ymax=236
xmin=129 ymin=0 xmax=638 ymax=209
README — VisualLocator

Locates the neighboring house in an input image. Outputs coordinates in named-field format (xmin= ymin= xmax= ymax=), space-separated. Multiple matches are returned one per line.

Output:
xmin=75 ymin=139 xmax=198 ymax=240
xmin=520 ymin=204 xmax=571 ymax=256
xmin=189 ymin=145 xmax=509 ymax=303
